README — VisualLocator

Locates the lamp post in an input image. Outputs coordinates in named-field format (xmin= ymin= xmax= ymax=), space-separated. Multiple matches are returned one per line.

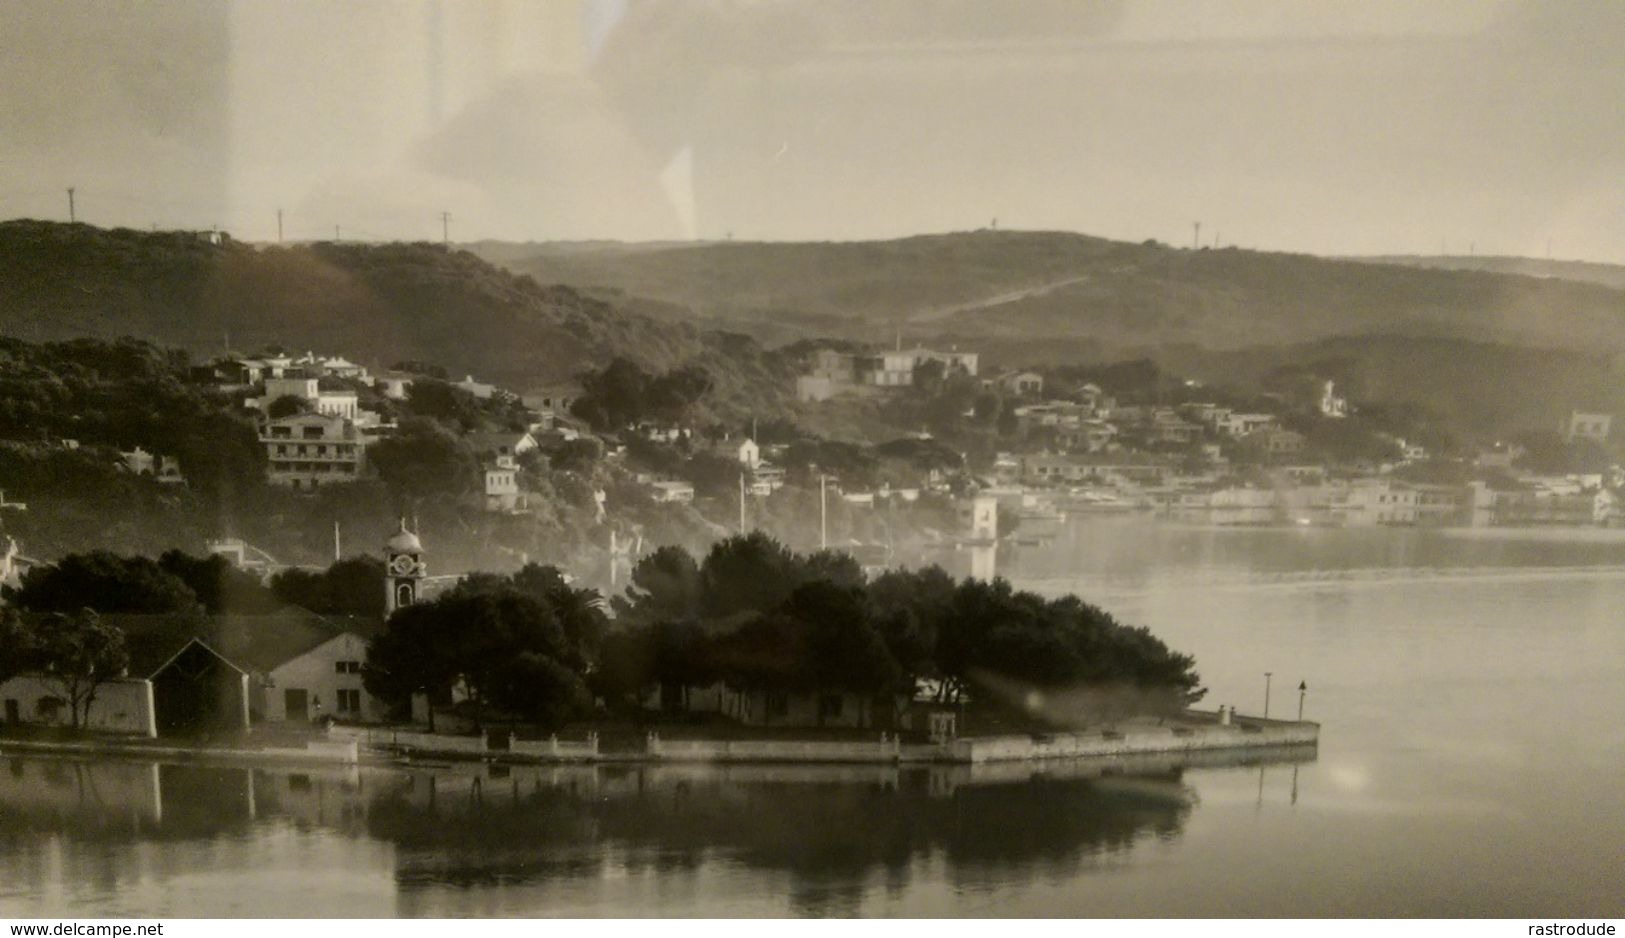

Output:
xmin=1263 ymin=671 xmax=1273 ymax=719
xmin=1298 ymin=680 xmax=1308 ymax=721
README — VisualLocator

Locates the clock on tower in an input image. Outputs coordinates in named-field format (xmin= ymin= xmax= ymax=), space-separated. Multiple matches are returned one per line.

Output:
xmin=384 ymin=519 xmax=425 ymax=614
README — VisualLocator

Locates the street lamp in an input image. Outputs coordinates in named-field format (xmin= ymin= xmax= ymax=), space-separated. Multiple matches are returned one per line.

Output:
xmin=1298 ymin=680 xmax=1308 ymax=721
xmin=1263 ymin=671 xmax=1273 ymax=719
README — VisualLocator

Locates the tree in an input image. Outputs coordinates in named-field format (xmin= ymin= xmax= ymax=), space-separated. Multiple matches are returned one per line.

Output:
xmin=781 ymin=581 xmax=900 ymax=696
xmin=270 ymin=556 xmax=385 ymax=619
xmin=646 ymin=364 xmax=713 ymax=424
xmin=30 ymin=610 xmax=130 ymax=730
xmin=158 ymin=550 xmax=282 ymax=614
xmin=402 ymin=378 xmax=483 ymax=431
xmin=700 ymin=532 xmax=807 ymax=618
xmin=573 ymin=358 xmax=652 ymax=430
xmin=266 ymin=394 xmax=308 ymax=419
xmin=0 ymin=606 xmax=38 ymax=685
xmin=611 ymin=545 xmax=704 ymax=627
xmin=368 ymin=416 xmax=479 ymax=500
xmin=547 ymin=438 xmax=604 ymax=475
xmin=366 ymin=585 xmax=599 ymax=729
xmin=4 ymin=551 xmax=200 ymax=615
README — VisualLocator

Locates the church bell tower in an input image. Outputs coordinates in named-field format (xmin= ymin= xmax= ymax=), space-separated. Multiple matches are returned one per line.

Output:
xmin=384 ymin=519 xmax=426 ymax=614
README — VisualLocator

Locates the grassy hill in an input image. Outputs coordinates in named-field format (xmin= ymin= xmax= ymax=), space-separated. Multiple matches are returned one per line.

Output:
xmin=0 ymin=221 xmax=794 ymax=417
xmin=472 ymin=231 xmax=1625 ymax=354
xmin=1357 ymin=255 xmax=1625 ymax=292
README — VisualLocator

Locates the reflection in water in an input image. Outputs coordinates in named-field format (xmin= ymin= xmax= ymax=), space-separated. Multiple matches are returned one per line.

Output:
xmin=0 ymin=747 xmax=1312 ymax=917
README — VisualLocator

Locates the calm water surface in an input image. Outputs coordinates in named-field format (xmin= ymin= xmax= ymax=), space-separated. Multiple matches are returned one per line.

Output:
xmin=3 ymin=521 xmax=1623 ymax=917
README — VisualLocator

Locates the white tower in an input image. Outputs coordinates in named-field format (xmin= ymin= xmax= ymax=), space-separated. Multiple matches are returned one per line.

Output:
xmin=384 ymin=519 xmax=426 ymax=614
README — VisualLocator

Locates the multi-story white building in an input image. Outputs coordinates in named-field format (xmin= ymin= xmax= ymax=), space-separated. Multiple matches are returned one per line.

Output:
xmin=1565 ymin=411 xmax=1613 ymax=444
xmin=259 ymin=375 xmax=359 ymax=420
xmin=260 ymin=412 xmax=366 ymax=491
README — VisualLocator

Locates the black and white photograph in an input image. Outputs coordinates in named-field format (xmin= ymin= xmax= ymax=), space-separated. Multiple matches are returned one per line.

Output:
xmin=0 ymin=0 xmax=1622 ymax=924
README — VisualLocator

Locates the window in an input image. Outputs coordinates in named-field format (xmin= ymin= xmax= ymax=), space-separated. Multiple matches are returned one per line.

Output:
xmin=819 ymin=694 xmax=845 ymax=719
xmin=303 ymin=427 xmax=323 ymax=439
xmin=334 ymin=660 xmax=362 ymax=674
xmin=765 ymin=692 xmax=789 ymax=718
xmin=336 ymin=688 xmax=361 ymax=713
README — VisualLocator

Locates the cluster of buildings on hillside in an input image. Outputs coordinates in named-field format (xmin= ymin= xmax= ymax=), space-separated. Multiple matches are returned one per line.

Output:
xmin=641 ymin=435 xmax=788 ymax=504
xmin=796 ymin=344 xmax=980 ymax=401
xmin=170 ymin=350 xmax=590 ymax=512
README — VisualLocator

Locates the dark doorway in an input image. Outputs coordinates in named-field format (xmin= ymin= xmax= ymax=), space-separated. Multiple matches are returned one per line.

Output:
xmin=284 ymin=688 xmax=309 ymax=723
xmin=150 ymin=641 xmax=248 ymax=737
xmin=4 ymin=699 xmax=18 ymax=723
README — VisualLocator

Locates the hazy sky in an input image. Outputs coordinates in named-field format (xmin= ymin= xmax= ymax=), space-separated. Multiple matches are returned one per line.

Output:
xmin=2 ymin=0 xmax=1621 ymax=261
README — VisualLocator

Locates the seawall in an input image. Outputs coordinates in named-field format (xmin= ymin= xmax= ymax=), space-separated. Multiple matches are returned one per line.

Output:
xmin=2 ymin=712 xmax=1318 ymax=768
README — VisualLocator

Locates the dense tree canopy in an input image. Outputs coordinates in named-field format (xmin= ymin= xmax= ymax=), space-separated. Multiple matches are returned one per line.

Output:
xmin=4 ymin=551 xmax=201 ymax=615
xmin=572 ymin=358 xmax=714 ymax=430
xmin=367 ymin=417 xmax=479 ymax=501
xmin=157 ymin=550 xmax=283 ymax=615
xmin=364 ymin=565 xmax=606 ymax=729
xmin=598 ymin=534 xmax=1205 ymax=723
xmin=270 ymin=556 xmax=387 ymax=619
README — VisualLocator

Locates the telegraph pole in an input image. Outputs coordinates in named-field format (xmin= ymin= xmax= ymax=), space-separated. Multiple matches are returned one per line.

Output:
xmin=1193 ymin=221 xmax=1201 ymax=250
xmin=1263 ymin=671 xmax=1273 ymax=719
xmin=1297 ymin=680 xmax=1307 ymax=721
xmin=277 ymin=208 xmax=284 ymax=243
xmin=334 ymin=225 xmax=341 ymax=242
xmin=820 ymin=474 xmax=828 ymax=550
xmin=67 ymin=187 xmax=76 ymax=223
xmin=440 ymin=211 xmax=451 ymax=246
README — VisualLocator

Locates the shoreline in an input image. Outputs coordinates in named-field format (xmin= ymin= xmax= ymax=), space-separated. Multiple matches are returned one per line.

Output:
xmin=0 ymin=710 xmax=1318 ymax=768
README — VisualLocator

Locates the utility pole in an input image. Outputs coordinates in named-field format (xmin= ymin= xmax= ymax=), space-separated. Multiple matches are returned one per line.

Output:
xmin=440 ymin=211 xmax=451 ymax=246
xmin=277 ymin=208 xmax=284 ymax=243
xmin=1193 ymin=221 xmax=1201 ymax=250
xmin=66 ymin=187 xmax=76 ymax=223
xmin=820 ymin=474 xmax=828 ymax=550
xmin=1263 ymin=671 xmax=1273 ymax=720
xmin=1297 ymin=680 xmax=1307 ymax=721
xmin=334 ymin=225 xmax=341 ymax=242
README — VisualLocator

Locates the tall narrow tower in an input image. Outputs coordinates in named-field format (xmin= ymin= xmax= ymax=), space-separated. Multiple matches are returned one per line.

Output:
xmin=384 ymin=519 xmax=426 ymax=615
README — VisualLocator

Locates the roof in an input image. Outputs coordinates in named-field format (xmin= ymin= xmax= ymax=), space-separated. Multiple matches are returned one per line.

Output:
xmin=386 ymin=519 xmax=423 ymax=553
xmin=103 ymin=608 xmax=369 ymax=677
xmin=465 ymin=430 xmax=533 ymax=454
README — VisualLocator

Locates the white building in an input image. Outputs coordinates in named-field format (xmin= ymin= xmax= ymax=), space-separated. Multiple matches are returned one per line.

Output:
xmin=649 ymin=480 xmax=695 ymax=503
xmin=260 ymin=412 xmax=366 ymax=490
xmin=484 ymin=462 xmax=527 ymax=512
xmin=1217 ymin=412 xmax=1279 ymax=437
xmin=259 ymin=375 xmax=359 ymax=420
xmin=1565 ymin=411 xmax=1613 ymax=444
xmin=455 ymin=374 xmax=497 ymax=400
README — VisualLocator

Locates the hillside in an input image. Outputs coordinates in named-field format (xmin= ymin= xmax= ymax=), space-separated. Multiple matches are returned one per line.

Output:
xmin=0 ymin=221 xmax=793 ymax=417
xmin=1357 ymin=255 xmax=1625 ymax=292
xmin=471 ymin=231 xmax=1625 ymax=354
